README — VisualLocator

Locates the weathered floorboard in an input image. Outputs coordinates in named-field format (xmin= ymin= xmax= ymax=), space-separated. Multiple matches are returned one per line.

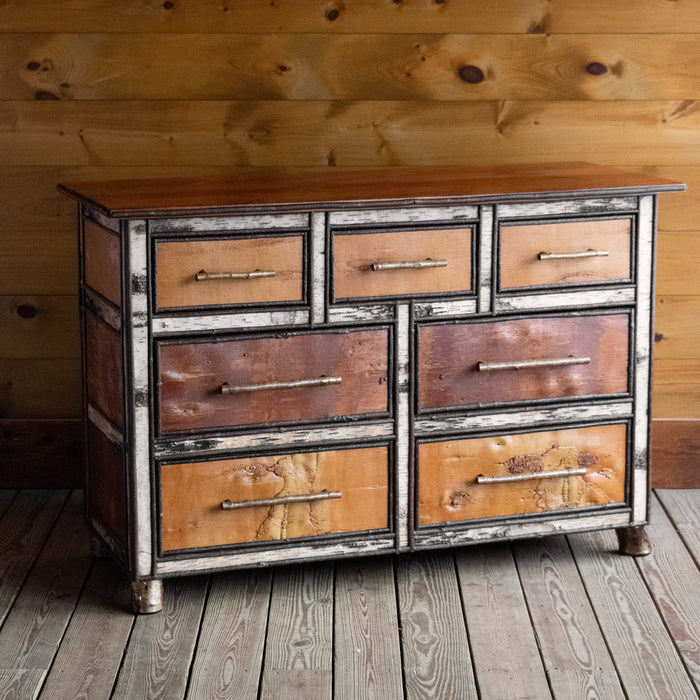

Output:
xmin=656 ymin=489 xmax=700 ymax=563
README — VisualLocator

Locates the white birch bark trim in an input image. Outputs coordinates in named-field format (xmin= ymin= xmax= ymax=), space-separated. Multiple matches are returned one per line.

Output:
xmin=127 ymin=220 xmax=153 ymax=578
xmin=497 ymin=197 xmax=638 ymax=220
xmin=85 ymin=207 xmax=120 ymax=232
xmin=310 ymin=212 xmax=326 ymax=325
xmin=413 ymin=511 xmax=632 ymax=549
xmin=631 ymin=194 xmax=655 ymax=522
xmin=396 ymin=303 xmax=411 ymax=548
xmin=156 ymin=536 xmax=396 ymax=575
xmin=84 ymin=288 xmax=121 ymax=331
xmin=413 ymin=298 xmax=478 ymax=319
xmin=328 ymin=205 xmax=478 ymax=227
xmin=87 ymin=404 xmax=124 ymax=447
xmin=415 ymin=401 xmax=633 ymax=436
xmin=155 ymin=421 xmax=395 ymax=458
xmin=149 ymin=213 xmax=308 ymax=234
xmin=495 ymin=287 xmax=635 ymax=313
xmin=327 ymin=304 xmax=396 ymax=323
xmin=478 ymin=205 xmax=494 ymax=313
xmin=152 ymin=309 xmax=309 ymax=335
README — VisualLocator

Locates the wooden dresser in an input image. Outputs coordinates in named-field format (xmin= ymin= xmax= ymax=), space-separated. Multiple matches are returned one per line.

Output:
xmin=59 ymin=163 xmax=684 ymax=613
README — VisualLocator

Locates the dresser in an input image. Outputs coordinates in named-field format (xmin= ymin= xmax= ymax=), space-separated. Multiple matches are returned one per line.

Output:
xmin=58 ymin=162 xmax=684 ymax=613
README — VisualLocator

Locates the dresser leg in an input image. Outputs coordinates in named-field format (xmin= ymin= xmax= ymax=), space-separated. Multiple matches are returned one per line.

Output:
xmin=131 ymin=579 xmax=163 ymax=614
xmin=616 ymin=525 xmax=652 ymax=556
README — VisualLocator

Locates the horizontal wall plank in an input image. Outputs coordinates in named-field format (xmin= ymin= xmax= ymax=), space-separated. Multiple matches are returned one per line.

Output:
xmin=1 ymin=1 xmax=698 ymax=34
xmin=652 ymin=358 xmax=700 ymax=419
xmin=3 ymin=34 xmax=700 ymax=101
xmin=657 ymin=231 xmax=700 ymax=296
xmin=3 ymin=100 xmax=700 ymax=168
xmin=654 ymin=296 xmax=700 ymax=361
xmin=651 ymin=420 xmax=700 ymax=488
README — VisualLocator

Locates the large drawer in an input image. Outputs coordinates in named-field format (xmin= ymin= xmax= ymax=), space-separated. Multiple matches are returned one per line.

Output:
xmin=417 ymin=423 xmax=627 ymax=526
xmin=332 ymin=227 xmax=473 ymax=301
xmin=155 ymin=234 xmax=304 ymax=310
xmin=417 ymin=313 xmax=629 ymax=410
xmin=160 ymin=446 xmax=390 ymax=551
xmin=499 ymin=218 xmax=632 ymax=290
xmin=157 ymin=328 xmax=390 ymax=433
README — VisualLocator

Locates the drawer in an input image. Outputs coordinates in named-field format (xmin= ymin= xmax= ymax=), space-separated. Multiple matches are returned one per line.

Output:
xmin=417 ymin=423 xmax=627 ymax=526
xmin=332 ymin=227 xmax=473 ymax=301
xmin=157 ymin=328 xmax=390 ymax=433
xmin=417 ymin=313 xmax=629 ymax=410
xmin=499 ymin=218 xmax=632 ymax=290
xmin=155 ymin=234 xmax=304 ymax=310
xmin=160 ymin=446 xmax=390 ymax=551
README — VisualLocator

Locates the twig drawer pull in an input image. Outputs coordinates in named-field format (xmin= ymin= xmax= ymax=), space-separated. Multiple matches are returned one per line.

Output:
xmin=219 ymin=376 xmax=342 ymax=394
xmin=476 ymin=467 xmax=588 ymax=484
xmin=477 ymin=357 xmax=591 ymax=372
xmin=221 ymin=490 xmax=342 ymax=510
xmin=537 ymin=249 xmax=609 ymax=260
xmin=196 ymin=269 xmax=276 ymax=281
xmin=371 ymin=259 xmax=448 ymax=271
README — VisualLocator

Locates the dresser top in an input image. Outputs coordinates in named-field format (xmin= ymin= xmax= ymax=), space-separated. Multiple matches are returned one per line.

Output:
xmin=57 ymin=161 xmax=685 ymax=219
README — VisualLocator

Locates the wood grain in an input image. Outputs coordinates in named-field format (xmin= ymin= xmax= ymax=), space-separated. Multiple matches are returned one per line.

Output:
xmin=160 ymin=447 xmax=389 ymax=551
xmin=655 ymin=490 xmax=700 ymax=570
xmin=83 ymin=219 xmax=121 ymax=307
xmin=396 ymin=551 xmax=477 ymax=699
xmin=568 ymin=528 xmax=698 ymax=699
xmin=651 ymin=419 xmax=700 ymax=488
xmin=334 ymin=556 xmax=403 ymax=700
xmin=260 ymin=563 xmax=333 ymax=699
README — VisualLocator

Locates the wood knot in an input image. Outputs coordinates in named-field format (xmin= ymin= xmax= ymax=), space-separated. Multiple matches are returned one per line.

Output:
xmin=458 ymin=65 xmax=485 ymax=84
xmin=586 ymin=62 xmax=608 ymax=76
xmin=16 ymin=304 xmax=38 ymax=319
xmin=325 ymin=8 xmax=341 ymax=21
xmin=26 ymin=61 xmax=41 ymax=71
xmin=163 ymin=1 xmax=175 ymax=9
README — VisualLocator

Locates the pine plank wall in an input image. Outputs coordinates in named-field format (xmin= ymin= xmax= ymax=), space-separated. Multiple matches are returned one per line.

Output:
xmin=1 ymin=1 xmax=699 ymax=487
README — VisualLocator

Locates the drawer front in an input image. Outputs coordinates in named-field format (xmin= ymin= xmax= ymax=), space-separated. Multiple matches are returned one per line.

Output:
xmin=418 ymin=313 xmax=629 ymax=410
xmin=155 ymin=234 xmax=304 ymax=310
xmin=332 ymin=227 xmax=472 ymax=300
xmin=418 ymin=424 xmax=627 ymax=526
xmin=157 ymin=328 xmax=390 ymax=433
xmin=160 ymin=446 xmax=390 ymax=551
xmin=499 ymin=218 xmax=631 ymax=290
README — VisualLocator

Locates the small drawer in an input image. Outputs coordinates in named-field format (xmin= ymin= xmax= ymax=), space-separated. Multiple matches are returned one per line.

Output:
xmin=157 ymin=328 xmax=390 ymax=433
xmin=332 ymin=227 xmax=473 ymax=301
xmin=417 ymin=313 xmax=629 ymax=410
xmin=155 ymin=234 xmax=304 ymax=310
xmin=499 ymin=218 xmax=632 ymax=290
xmin=417 ymin=423 xmax=627 ymax=526
xmin=160 ymin=445 xmax=390 ymax=551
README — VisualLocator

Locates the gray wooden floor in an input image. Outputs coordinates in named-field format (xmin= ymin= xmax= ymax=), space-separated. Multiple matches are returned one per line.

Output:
xmin=0 ymin=489 xmax=698 ymax=699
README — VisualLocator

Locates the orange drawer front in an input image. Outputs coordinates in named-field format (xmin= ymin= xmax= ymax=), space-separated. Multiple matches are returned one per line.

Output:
xmin=418 ymin=313 xmax=629 ymax=410
xmin=157 ymin=328 xmax=390 ymax=433
xmin=160 ymin=446 xmax=390 ymax=551
xmin=332 ymin=227 xmax=472 ymax=300
xmin=500 ymin=218 xmax=631 ymax=290
xmin=155 ymin=234 xmax=304 ymax=309
xmin=418 ymin=424 xmax=627 ymax=526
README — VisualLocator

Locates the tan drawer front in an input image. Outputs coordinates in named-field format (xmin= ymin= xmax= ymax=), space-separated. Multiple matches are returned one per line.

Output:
xmin=418 ymin=424 xmax=627 ymax=526
xmin=160 ymin=446 xmax=390 ymax=551
xmin=418 ymin=313 xmax=629 ymax=409
xmin=332 ymin=228 xmax=472 ymax=300
xmin=500 ymin=218 xmax=631 ymax=290
xmin=155 ymin=235 xmax=304 ymax=309
xmin=157 ymin=328 xmax=389 ymax=433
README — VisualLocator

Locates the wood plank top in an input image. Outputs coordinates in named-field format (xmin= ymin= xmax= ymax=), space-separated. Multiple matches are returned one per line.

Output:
xmin=57 ymin=162 xmax=685 ymax=218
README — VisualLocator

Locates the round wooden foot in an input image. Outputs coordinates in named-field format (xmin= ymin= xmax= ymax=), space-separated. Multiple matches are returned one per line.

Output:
xmin=131 ymin=579 xmax=163 ymax=614
xmin=616 ymin=525 xmax=652 ymax=557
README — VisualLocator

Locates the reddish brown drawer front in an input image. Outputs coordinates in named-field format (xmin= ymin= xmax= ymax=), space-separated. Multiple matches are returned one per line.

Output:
xmin=418 ymin=424 xmax=627 ymax=526
xmin=418 ymin=313 xmax=629 ymax=410
xmin=157 ymin=328 xmax=389 ymax=433
xmin=500 ymin=218 xmax=631 ymax=290
xmin=155 ymin=235 xmax=304 ymax=310
xmin=160 ymin=446 xmax=390 ymax=551
xmin=332 ymin=228 xmax=472 ymax=300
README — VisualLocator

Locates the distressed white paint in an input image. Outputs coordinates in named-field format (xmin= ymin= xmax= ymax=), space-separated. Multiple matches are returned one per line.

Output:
xmin=327 ymin=304 xmax=396 ymax=324
xmin=310 ymin=212 xmax=326 ymax=325
xmin=478 ymin=205 xmax=494 ymax=313
xmin=497 ymin=197 xmax=638 ymax=220
xmin=495 ymin=287 xmax=636 ymax=313
xmin=152 ymin=309 xmax=309 ymax=335
xmin=149 ymin=213 xmax=307 ymax=234
xmin=87 ymin=404 xmax=124 ymax=447
xmin=329 ymin=205 xmax=478 ymax=227
xmin=127 ymin=219 xmax=154 ymax=578
xmin=396 ymin=303 xmax=411 ymax=549
xmin=413 ymin=298 xmax=478 ymax=319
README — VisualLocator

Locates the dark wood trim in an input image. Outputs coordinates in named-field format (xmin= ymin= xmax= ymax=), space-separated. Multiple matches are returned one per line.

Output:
xmin=0 ymin=419 xmax=82 ymax=489
xmin=1 ymin=417 xmax=697 ymax=489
